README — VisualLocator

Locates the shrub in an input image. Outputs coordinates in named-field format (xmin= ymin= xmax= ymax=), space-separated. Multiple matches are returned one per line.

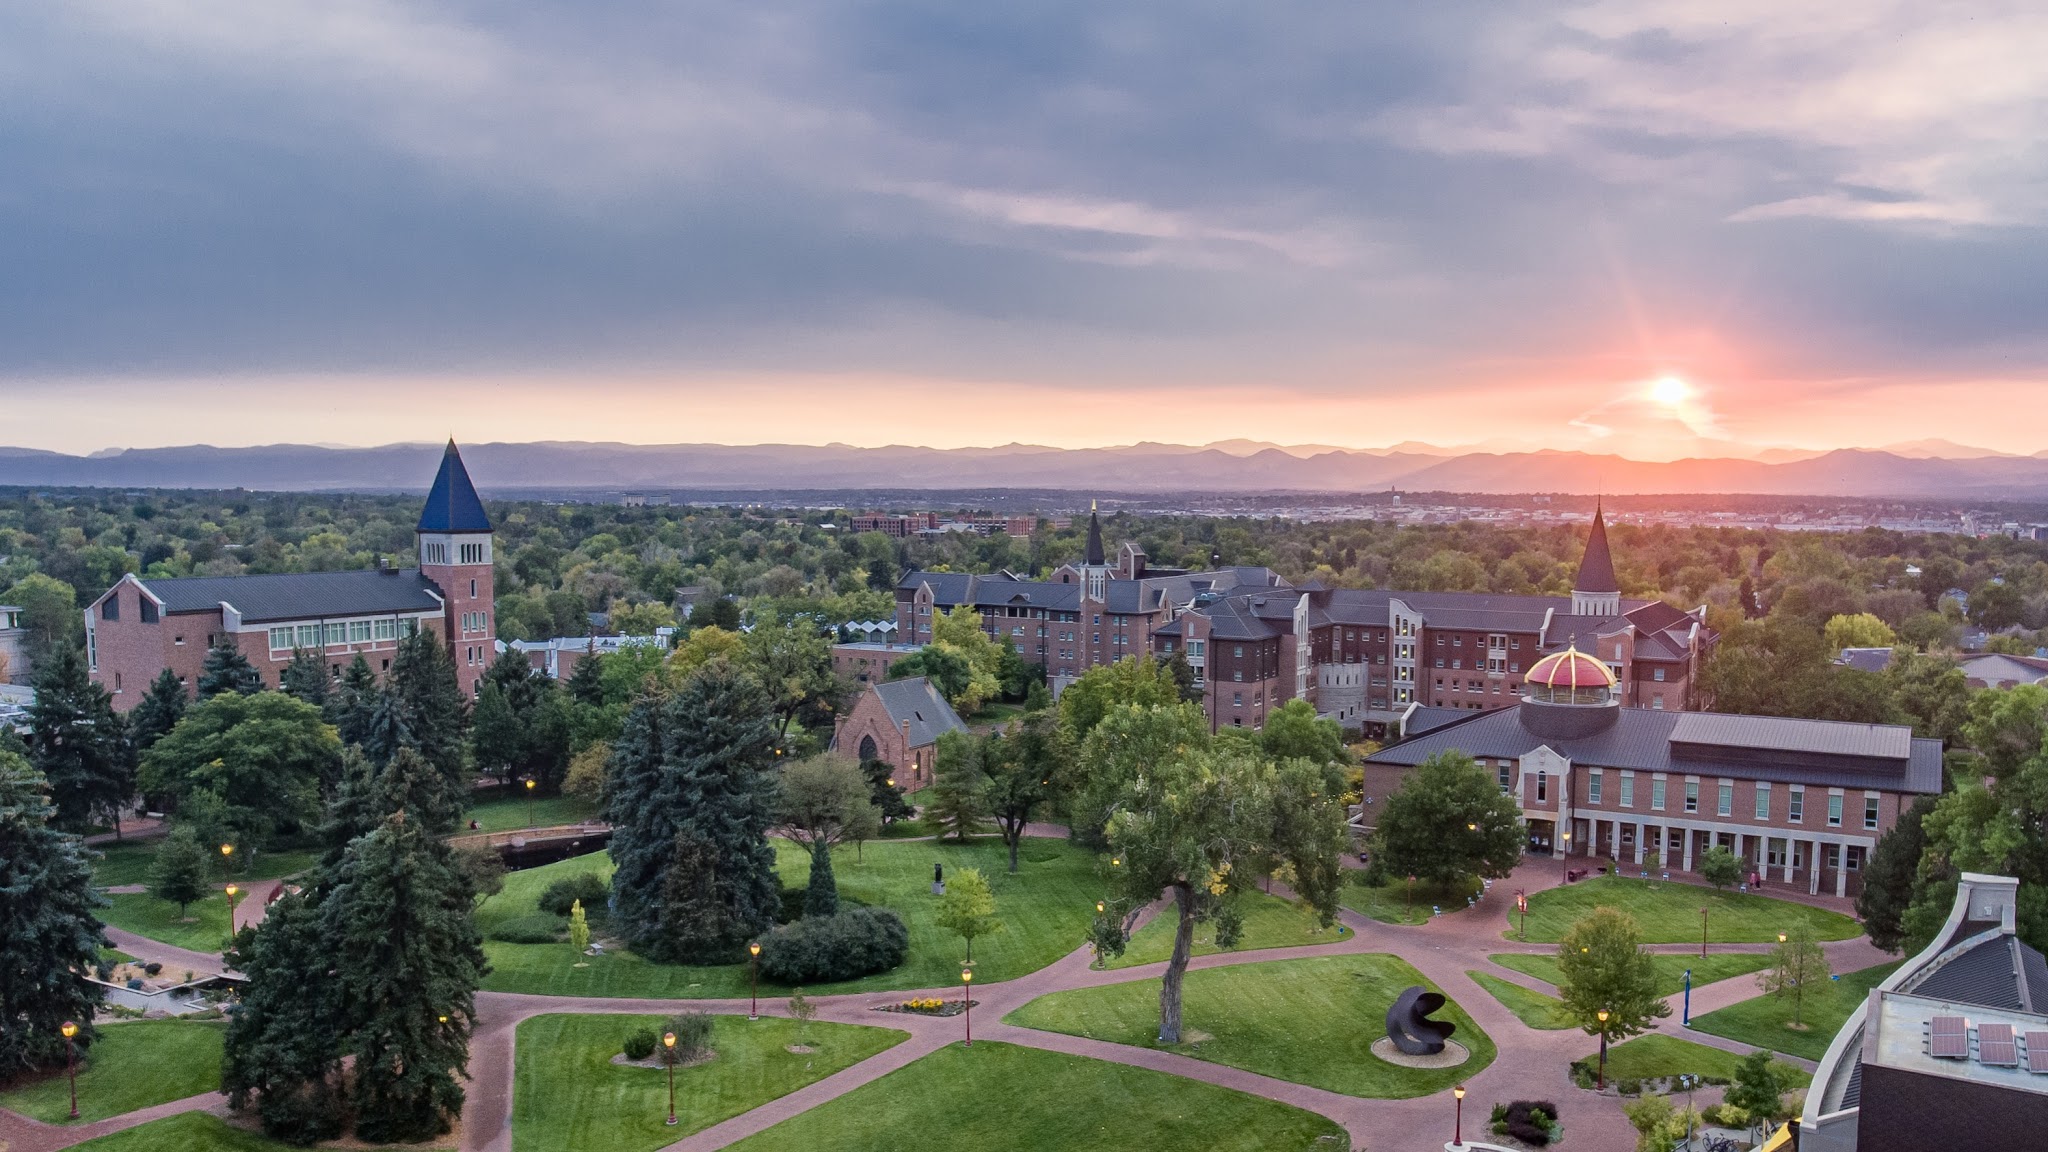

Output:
xmin=622 ymin=1028 xmax=658 ymax=1061
xmin=126 ymin=977 xmax=145 ymax=990
xmin=777 ymin=886 xmax=808 ymax=925
xmin=538 ymin=873 xmax=609 ymax=917
xmin=661 ymin=1010 xmax=714 ymax=1065
xmin=143 ymin=961 xmax=164 ymax=977
xmin=1490 ymin=1100 xmax=1560 ymax=1147
xmin=1617 ymin=1077 xmax=1642 ymax=1096
xmin=489 ymin=913 xmax=566 ymax=944
xmin=757 ymin=907 xmax=909 ymax=983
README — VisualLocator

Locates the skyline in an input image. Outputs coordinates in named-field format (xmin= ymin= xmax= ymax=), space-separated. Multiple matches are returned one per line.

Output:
xmin=7 ymin=3 xmax=2048 ymax=457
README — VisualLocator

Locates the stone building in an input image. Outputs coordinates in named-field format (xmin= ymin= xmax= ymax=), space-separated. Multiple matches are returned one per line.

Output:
xmin=830 ymin=676 xmax=967 ymax=793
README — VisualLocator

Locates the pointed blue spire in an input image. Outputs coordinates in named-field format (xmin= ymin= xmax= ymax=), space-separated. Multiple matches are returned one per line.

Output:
xmin=417 ymin=440 xmax=493 ymax=534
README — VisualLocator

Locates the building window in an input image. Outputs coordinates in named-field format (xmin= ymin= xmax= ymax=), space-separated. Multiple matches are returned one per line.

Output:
xmin=1652 ymin=668 xmax=1666 ymax=682
xmin=1619 ymin=774 xmax=1634 ymax=808
xmin=325 ymin=622 xmax=345 ymax=645
xmin=374 ymin=618 xmax=397 ymax=641
xmin=1755 ymin=783 xmax=1771 ymax=821
xmin=1233 ymin=692 xmax=1243 ymax=706
xmin=1789 ymin=786 xmax=1804 ymax=823
xmin=1827 ymin=794 xmax=1843 ymax=827
xmin=1846 ymin=846 xmax=1865 ymax=872
xmin=269 ymin=627 xmax=293 ymax=651
xmin=470 ymin=579 xmax=478 ymax=598
xmin=1497 ymin=763 xmax=1512 ymax=792
xmin=1767 ymin=838 xmax=1787 ymax=868
xmin=140 ymin=599 xmax=158 ymax=624
xmin=1588 ymin=771 xmax=1603 ymax=805
xmin=297 ymin=623 xmax=322 ymax=648
xmin=1536 ymin=772 xmax=1548 ymax=803
xmin=349 ymin=620 xmax=372 ymax=642
xmin=1651 ymin=778 xmax=1666 ymax=811
xmin=100 ymin=597 xmax=119 ymax=621
xmin=1717 ymin=782 xmax=1733 ymax=818
xmin=1684 ymin=781 xmax=1699 ymax=814
xmin=1864 ymin=794 xmax=1881 ymax=830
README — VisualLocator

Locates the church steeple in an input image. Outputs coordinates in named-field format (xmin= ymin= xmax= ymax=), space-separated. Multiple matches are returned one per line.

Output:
xmin=417 ymin=440 xmax=493 ymax=534
xmin=1084 ymin=500 xmax=1106 ymax=567
xmin=1571 ymin=501 xmax=1620 ymax=616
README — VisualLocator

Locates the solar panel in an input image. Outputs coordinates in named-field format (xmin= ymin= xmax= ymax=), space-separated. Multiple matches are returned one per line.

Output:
xmin=1931 ymin=1015 xmax=1969 ymax=1059
xmin=2025 ymin=1032 xmax=2048 ymax=1074
xmin=1979 ymin=1023 xmax=2019 ymax=1067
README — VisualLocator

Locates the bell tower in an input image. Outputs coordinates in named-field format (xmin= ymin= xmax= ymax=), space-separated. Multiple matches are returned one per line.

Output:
xmin=417 ymin=440 xmax=495 ymax=697
xmin=1571 ymin=502 xmax=1621 ymax=617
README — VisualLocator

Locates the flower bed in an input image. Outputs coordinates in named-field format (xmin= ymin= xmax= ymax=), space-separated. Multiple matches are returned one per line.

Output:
xmin=873 ymin=996 xmax=974 ymax=1017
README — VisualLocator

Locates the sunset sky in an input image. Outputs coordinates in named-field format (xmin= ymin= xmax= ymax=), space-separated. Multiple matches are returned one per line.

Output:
xmin=5 ymin=2 xmax=2046 ymax=459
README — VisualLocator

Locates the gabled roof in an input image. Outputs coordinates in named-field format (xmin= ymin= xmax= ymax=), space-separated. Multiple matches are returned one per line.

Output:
xmin=870 ymin=677 xmax=968 ymax=748
xmin=417 ymin=440 xmax=493 ymax=534
xmin=133 ymin=569 xmax=446 ymax=623
xmin=1574 ymin=504 xmax=1618 ymax=593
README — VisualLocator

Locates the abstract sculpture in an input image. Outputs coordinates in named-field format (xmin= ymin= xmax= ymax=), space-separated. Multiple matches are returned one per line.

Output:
xmin=1385 ymin=985 xmax=1457 ymax=1056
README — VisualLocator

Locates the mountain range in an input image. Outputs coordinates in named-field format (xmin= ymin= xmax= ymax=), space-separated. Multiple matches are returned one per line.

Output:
xmin=4 ymin=440 xmax=2048 ymax=498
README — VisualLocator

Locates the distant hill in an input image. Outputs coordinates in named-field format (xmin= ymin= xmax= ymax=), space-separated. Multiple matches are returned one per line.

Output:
xmin=4 ymin=441 xmax=2048 ymax=498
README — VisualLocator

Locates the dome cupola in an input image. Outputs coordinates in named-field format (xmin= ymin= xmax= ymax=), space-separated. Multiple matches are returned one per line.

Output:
xmin=1519 ymin=644 xmax=1621 ymax=738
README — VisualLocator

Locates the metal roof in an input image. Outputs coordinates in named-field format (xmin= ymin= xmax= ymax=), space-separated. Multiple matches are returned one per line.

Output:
xmin=416 ymin=440 xmax=493 ymax=534
xmin=136 ymin=569 xmax=446 ymax=623
xmin=1574 ymin=505 xmax=1619 ymax=592
xmin=1669 ymin=712 xmax=1913 ymax=761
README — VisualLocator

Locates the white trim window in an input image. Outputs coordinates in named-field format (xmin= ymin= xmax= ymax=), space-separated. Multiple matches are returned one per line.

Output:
xmin=1754 ymin=782 xmax=1771 ymax=821
xmin=1650 ymin=776 xmax=1666 ymax=811
xmin=269 ymin=627 xmax=294 ymax=651
xmin=1588 ymin=771 xmax=1603 ymax=805
xmin=1619 ymin=773 xmax=1635 ymax=808
xmin=1827 ymin=792 xmax=1844 ymax=828
xmin=1789 ymin=785 xmax=1805 ymax=824
xmin=1864 ymin=793 xmax=1881 ymax=831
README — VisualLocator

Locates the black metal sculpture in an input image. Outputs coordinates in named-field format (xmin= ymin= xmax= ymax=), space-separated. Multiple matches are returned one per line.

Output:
xmin=1385 ymin=985 xmax=1457 ymax=1056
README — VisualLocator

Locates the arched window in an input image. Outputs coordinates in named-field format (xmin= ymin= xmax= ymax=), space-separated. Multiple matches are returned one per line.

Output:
xmin=858 ymin=735 xmax=878 ymax=761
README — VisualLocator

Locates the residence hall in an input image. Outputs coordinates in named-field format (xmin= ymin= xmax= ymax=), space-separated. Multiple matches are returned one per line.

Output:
xmin=85 ymin=441 xmax=498 ymax=707
xmin=1362 ymin=648 xmax=1941 ymax=897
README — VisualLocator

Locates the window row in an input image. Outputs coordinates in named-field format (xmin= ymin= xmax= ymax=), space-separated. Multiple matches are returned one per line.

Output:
xmin=267 ymin=617 xmax=415 ymax=650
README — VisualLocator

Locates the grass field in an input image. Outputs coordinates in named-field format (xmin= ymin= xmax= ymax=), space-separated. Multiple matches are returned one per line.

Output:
xmin=1512 ymin=875 xmax=1862 ymax=943
xmin=68 ymin=1113 xmax=450 ymax=1151
xmin=91 ymin=840 xmax=315 ymax=890
xmin=464 ymin=793 xmax=600 ymax=834
xmin=721 ymin=1042 xmax=1350 ymax=1152
xmin=1340 ymin=874 xmax=1483 ymax=925
xmin=1007 ymin=954 xmax=1494 ymax=1099
xmin=480 ymin=837 xmax=1099 ymax=997
xmin=0 ymin=1020 xmax=224 ymax=1124
xmin=1489 ymin=950 xmax=1775 ymax=998
xmin=1108 ymin=886 xmax=1349 ymax=968
xmin=1589 ymin=1034 xmax=1812 ymax=1088
xmin=1691 ymin=961 xmax=1901 ymax=1061
xmin=1468 ymin=971 xmax=1571 ymax=1029
xmin=512 ymin=1013 xmax=905 ymax=1152
xmin=99 ymin=891 xmax=236 ymax=954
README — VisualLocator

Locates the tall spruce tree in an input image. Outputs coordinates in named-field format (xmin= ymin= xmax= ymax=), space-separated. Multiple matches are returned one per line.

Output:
xmin=221 ymin=890 xmax=345 ymax=1143
xmin=605 ymin=660 xmax=780 ymax=962
xmin=128 ymin=668 xmax=189 ymax=756
xmin=26 ymin=644 xmax=132 ymax=833
xmin=322 ymin=747 xmax=464 ymax=874
xmin=0 ymin=751 xmax=108 ymax=1078
xmin=566 ymin=651 xmax=607 ymax=707
xmin=387 ymin=630 xmax=470 ymax=800
xmin=332 ymin=655 xmax=380 ymax=747
xmin=279 ymin=648 xmax=331 ymax=708
xmin=325 ymin=812 xmax=486 ymax=1143
xmin=470 ymin=681 xmax=522 ymax=787
xmin=1858 ymin=795 xmax=1936 ymax=953
xmin=197 ymin=637 xmax=264 ymax=699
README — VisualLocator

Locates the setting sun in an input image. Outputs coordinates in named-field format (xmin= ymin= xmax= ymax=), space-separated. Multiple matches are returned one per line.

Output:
xmin=1650 ymin=376 xmax=1690 ymax=407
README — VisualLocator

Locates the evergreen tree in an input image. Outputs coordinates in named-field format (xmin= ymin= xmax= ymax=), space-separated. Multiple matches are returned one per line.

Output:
xmin=470 ymin=680 xmax=522 ymax=785
xmin=926 ymin=730 xmax=991 ymax=842
xmin=1858 ymin=795 xmax=1935 ymax=953
xmin=860 ymin=758 xmax=914 ymax=822
xmin=605 ymin=660 xmax=780 ymax=963
xmin=0 ymin=751 xmax=108 ymax=1078
xmin=197 ymin=637 xmax=264 ymax=699
xmin=325 ymin=813 xmax=486 ymax=1143
xmin=655 ymin=827 xmax=736 ymax=960
xmin=359 ymin=689 xmax=413 ymax=769
xmin=332 ymin=655 xmax=380 ymax=747
xmin=149 ymin=826 xmax=213 ymax=918
xmin=25 ymin=644 xmax=132 ymax=833
xmin=128 ymin=668 xmax=189 ymax=756
xmin=566 ymin=651 xmax=607 ymax=707
xmin=278 ymin=648 xmax=330 ymax=708
xmin=321 ymin=747 xmax=463 ymax=872
xmin=775 ymin=755 xmax=881 ymax=916
xmin=387 ymin=630 xmax=470 ymax=800
xmin=221 ymin=890 xmax=344 ymax=1143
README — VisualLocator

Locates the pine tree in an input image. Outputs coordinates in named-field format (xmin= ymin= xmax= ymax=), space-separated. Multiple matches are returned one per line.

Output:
xmin=470 ymin=681 xmax=522 ymax=786
xmin=387 ymin=630 xmax=470 ymax=801
xmin=332 ymin=655 xmax=380 ymax=747
xmin=149 ymin=826 xmax=212 ymax=918
xmin=128 ymin=668 xmax=189 ymax=756
xmin=655 ymin=828 xmax=735 ymax=960
xmin=25 ymin=644 xmax=132 ymax=833
xmin=322 ymin=748 xmax=463 ymax=873
xmin=221 ymin=890 xmax=345 ymax=1143
xmin=804 ymin=841 xmax=838 ymax=918
xmin=566 ymin=651 xmax=607 ymax=707
xmin=0 ymin=751 xmax=108 ymax=1078
xmin=197 ymin=637 xmax=264 ymax=699
xmin=926 ymin=731 xmax=991 ymax=842
xmin=359 ymin=689 xmax=413 ymax=769
xmin=325 ymin=813 xmax=486 ymax=1143
xmin=278 ymin=648 xmax=330 ymax=708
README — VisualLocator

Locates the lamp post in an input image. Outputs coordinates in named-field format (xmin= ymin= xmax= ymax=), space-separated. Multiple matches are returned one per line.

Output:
xmin=748 ymin=941 xmax=761 ymax=1020
xmin=961 ymin=968 xmax=974 ymax=1047
xmin=662 ymin=1031 xmax=678 ymax=1126
xmin=220 ymin=842 xmax=234 ymax=876
xmin=1453 ymin=1084 xmax=1466 ymax=1148
xmin=1701 ymin=907 xmax=1710 ymax=958
xmin=60 ymin=1020 xmax=79 ymax=1120
xmin=1682 ymin=969 xmax=1692 ymax=1026
xmin=524 ymin=778 xmax=536 ymax=828
xmin=1560 ymin=830 xmax=1573 ymax=881
xmin=1516 ymin=890 xmax=1528 ymax=940
xmin=225 ymin=883 xmax=239 ymax=937
xmin=1596 ymin=1008 xmax=1611 ymax=1090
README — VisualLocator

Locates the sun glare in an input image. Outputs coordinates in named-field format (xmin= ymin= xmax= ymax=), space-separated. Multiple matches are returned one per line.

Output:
xmin=1649 ymin=376 xmax=1689 ymax=407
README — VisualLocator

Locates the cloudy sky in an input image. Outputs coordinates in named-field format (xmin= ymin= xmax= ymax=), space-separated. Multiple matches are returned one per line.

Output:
xmin=5 ymin=1 xmax=2046 ymax=458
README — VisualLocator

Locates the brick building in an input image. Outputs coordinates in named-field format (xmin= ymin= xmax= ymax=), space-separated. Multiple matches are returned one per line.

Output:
xmin=1361 ymin=649 xmax=1942 ymax=897
xmin=830 ymin=676 xmax=967 ymax=792
xmin=0 ymin=603 xmax=28 ymax=685
xmin=85 ymin=441 xmax=498 ymax=707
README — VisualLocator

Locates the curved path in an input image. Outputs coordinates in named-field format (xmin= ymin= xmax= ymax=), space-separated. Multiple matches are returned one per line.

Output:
xmin=11 ymin=852 xmax=1883 ymax=1152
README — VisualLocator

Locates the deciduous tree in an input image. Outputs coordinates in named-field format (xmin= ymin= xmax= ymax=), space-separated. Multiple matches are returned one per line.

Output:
xmin=149 ymin=826 xmax=213 ymax=918
xmin=1366 ymin=751 xmax=1524 ymax=886
xmin=935 ymin=866 xmax=1002 ymax=964
xmin=1759 ymin=924 xmax=1830 ymax=1028
xmin=1699 ymin=845 xmax=1742 ymax=890
xmin=775 ymin=754 xmax=881 ymax=916
xmin=140 ymin=692 xmax=341 ymax=851
xmin=1556 ymin=907 xmax=1669 ymax=1044
xmin=983 ymin=712 xmax=1069 ymax=872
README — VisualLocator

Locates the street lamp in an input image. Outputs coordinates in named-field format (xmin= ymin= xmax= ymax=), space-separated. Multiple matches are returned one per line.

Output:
xmin=662 ymin=1031 xmax=678 ymax=1126
xmin=1453 ymin=1084 xmax=1466 ymax=1148
xmin=1701 ymin=907 xmax=1710 ymax=958
xmin=524 ymin=778 xmax=537 ymax=828
xmin=1095 ymin=900 xmax=1105 ymax=914
xmin=1560 ymin=830 xmax=1573 ymax=882
xmin=1516 ymin=890 xmax=1528 ymax=940
xmin=1596 ymin=1008 xmax=1611 ymax=1090
xmin=961 ymin=968 xmax=974 ymax=1047
xmin=60 ymin=1020 xmax=79 ymax=1120
xmin=225 ymin=883 xmax=239 ymax=937
xmin=220 ymin=843 xmax=234 ymax=876
xmin=748 ymin=941 xmax=762 ymax=1020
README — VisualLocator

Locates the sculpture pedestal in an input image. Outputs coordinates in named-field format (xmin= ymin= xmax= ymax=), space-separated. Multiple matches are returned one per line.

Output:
xmin=1370 ymin=1037 xmax=1469 ymax=1069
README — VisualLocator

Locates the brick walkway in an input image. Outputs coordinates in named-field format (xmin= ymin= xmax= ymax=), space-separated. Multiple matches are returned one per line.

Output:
xmin=9 ymin=851 xmax=1884 ymax=1152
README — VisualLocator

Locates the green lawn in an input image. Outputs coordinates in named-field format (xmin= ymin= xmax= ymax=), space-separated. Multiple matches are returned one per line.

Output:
xmin=966 ymin=702 xmax=1029 ymax=727
xmin=99 ymin=891 xmax=235 ymax=954
xmin=481 ymin=837 xmax=1100 ymax=997
xmin=0 ymin=1020 xmax=224 ymax=1124
xmin=1007 ymin=954 xmax=1494 ymax=1099
xmin=1589 ymin=1034 xmax=1812 ymax=1088
xmin=1468 ymin=971 xmax=1571 ymax=1030
xmin=1108 ymin=887 xmax=1349 ymax=968
xmin=513 ymin=1013 xmax=905 ymax=1152
xmin=464 ymin=793 xmax=600 ymax=834
xmin=1691 ymin=961 xmax=1901 ymax=1061
xmin=1513 ymin=875 xmax=1862 ymax=943
xmin=1490 ymin=951 xmax=1775 ymax=998
xmin=722 ymin=1041 xmax=1349 ymax=1152
xmin=1341 ymin=874 xmax=1482 ymax=925
xmin=67 ymin=1113 xmax=450 ymax=1152
xmin=91 ymin=840 xmax=315 ymax=889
